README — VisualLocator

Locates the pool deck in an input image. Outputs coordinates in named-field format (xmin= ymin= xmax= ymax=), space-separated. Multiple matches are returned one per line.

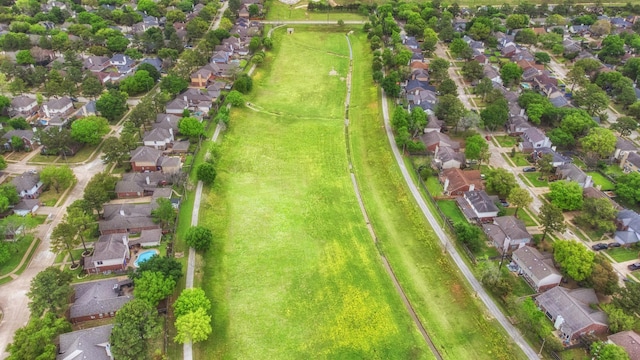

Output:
xmin=132 ymin=249 xmax=160 ymax=268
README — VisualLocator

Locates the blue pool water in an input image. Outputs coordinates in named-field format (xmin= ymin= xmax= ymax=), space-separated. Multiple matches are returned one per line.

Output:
xmin=134 ymin=250 xmax=158 ymax=267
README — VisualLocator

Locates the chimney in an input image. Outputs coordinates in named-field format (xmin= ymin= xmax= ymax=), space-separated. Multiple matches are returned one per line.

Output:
xmin=88 ymin=57 xmax=93 ymax=65
xmin=469 ymin=183 xmax=475 ymax=192
xmin=169 ymin=128 xmax=173 ymax=139
xmin=183 ymin=96 xmax=187 ymax=102
xmin=443 ymin=177 xmax=449 ymax=193
xmin=146 ymin=176 xmax=150 ymax=185
xmin=43 ymin=104 xmax=50 ymax=118
xmin=122 ymin=235 xmax=128 ymax=247
xmin=119 ymin=209 xmax=125 ymax=216
xmin=551 ymin=146 xmax=557 ymax=152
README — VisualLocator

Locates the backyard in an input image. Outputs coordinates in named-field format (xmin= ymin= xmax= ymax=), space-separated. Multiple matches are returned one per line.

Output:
xmin=586 ymin=172 xmax=616 ymax=191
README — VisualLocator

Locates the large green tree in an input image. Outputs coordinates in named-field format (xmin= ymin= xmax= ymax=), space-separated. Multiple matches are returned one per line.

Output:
xmin=507 ymin=188 xmax=532 ymax=218
xmin=83 ymin=172 xmax=118 ymax=215
xmin=130 ymin=255 xmax=183 ymax=283
xmin=26 ymin=267 xmax=73 ymax=317
xmin=174 ymin=308 xmax=212 ymax=344
xmin=185 ymin=226 xmax=213 ymax=252
xmin=549 ymin=181 xmax=583 ymax=211
xmin=51 ymin=221 xmax=81 ymax=268
xmin=40 ymin=165 xmax=75 ymax=193
xmin=464 ymin=134 xmax=488 ymax=161
xmin=173 ymin=288 xmax=211 ymax=318
xmin=500 ymin=62 xmax=523 ymax=86
xmin=485 ymin=168 xmax=517 ymax=199
xmin=580 ymin=127 xmax=616 ymax=160
xmin=574 ymin=198 xmax=617 ymax=234
xmin=590 ymin=341 xmax=630 ymax=360
xmin=133 ymin=271 xmax=176 ymax=306
xmin=435 ymin=94 xmax=464 ymax=127
xmin=178 ymin=117 xmax=205 ymax=138
xmin=574 ymin=84 xmax=609 ymax=116
xmin=151 ymin=198 xmax=176 ymax=231
xmin=110 ymin=299 xmax=161 ymax=360
xmin=553 ymin=240 xmax=595 ymax=281
xmin=96 ymin=89 xmax=128 ymax=121
xmin=539 ymin=203 xmax=565 ymax=242
xmin=6 ymin=313 xmax=71 ymax=360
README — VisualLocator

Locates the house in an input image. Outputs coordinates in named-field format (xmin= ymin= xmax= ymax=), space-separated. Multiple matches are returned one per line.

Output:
xmin=535 ymin=287 xmax=609 ymax=343
xmin=483 ymin=65 xmax=502 ymax=84
xmin=154 ymin=114 xmax=181 ymax=133
xmin=180 ymin=88 xmax=219 ymax=113
xmin=190 ymin=67 xmax=214 ymax=87
xmin=211 ymin=50 xmax=229 ymax=64
xmin=83 ymin=56 xmax=110 ymax=72
xmin=483 ymin=216 xmax=531 ymax=253
xmin=615 ymin=209 xmax=640 ymax=246
xmin=130 ymin=146 xmax=163 ymax=172
xmin=128 ymin=228 xmax=162 ymax=247
xmin=507 ymin=116 xmax=530 ymax=135
xmin=549 ymin=93 xmax=570 ymax=108
xmin=40 ymin=96 xmax=74 ymax=126
xmin=607 ymin=331 xmax=640 ymax=360
xmin=70 ymin=278 xmax=132 ymax=322
xmin=84 ymin=234 xmax=130 ymax=274
xmin=8 ymin=95 xmax=38 ymax=118
xmin=456 ymin=190 xmax=499 ymax=221
xmin=73 ymin=101 xmax=97 ymax=118
xmin=440 ymin=168 xmax=483 ymax=195
xmin=404 ymin=79 xmax=435 ymax=94
xmin=519 ymin=127 xmax=552 ymax=151
xmin=115 ymin=172 xmax=173 ymax=199
xmin=99 ymin=202 xmax=161 ymax=235
xmin=556 ymin=164 xmax=593 ymax=188
xmin=512 ymin=246 xmax=561 ymax=292
xmin=501 ymin=44 xmax=517 ymax=58
xmin=411 ymin=68 xmax=429 ymax=82
xmin=143 ymin=128 xmax=174 ymax=150
xmin=158 ymin=156 xmax=181 ymax=174
xmin=424 ymin=115 xmax=443 ymax=133
xmin=622 ymin=151 xmax=640 ymax=172
xmin=419 ymin=132 xmax=460 ymax=152
xmin=584 ymin=186 xmax=622 ymax=210
xmin=140 ymin=57 xmax=163 ymax=72
xmin=171 ymin=140 xmax=190 ymax=154
xmin=12 ymin=199 xmax=40 ymax=216
xmin=11 ymin=172 xmax=44 ymax=199
xmin=410 ymin=61 xmax=429 ymax=70
xmin=569 ymin=25 xmax=591 ymax=35
xmin=407 ymin=89 xmax=437 ymax=110
xmin=532 ymin=147 xmax=572 ymax=167
xmin=56 ymin=324 xmax=114 ymax=360
xmin=614 ymin=137 xmax=638 ymax=160
xmin=2 ymin=130 xmax=37 ymax=151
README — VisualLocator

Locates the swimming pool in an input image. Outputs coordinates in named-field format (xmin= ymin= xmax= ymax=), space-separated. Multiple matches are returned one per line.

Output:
xmin=134 ymin=250 xmax=158 ymax=268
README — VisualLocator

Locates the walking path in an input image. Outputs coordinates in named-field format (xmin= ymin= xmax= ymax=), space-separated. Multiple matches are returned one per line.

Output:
xmin=379 ymin=91 xmax=540 ymax=359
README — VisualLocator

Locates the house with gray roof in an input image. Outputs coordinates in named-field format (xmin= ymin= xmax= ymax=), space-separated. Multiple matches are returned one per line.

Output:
xmin=40 ymin=96 xmax=74 ymax=126
xmin=512 ymin=246 xmax=561 ymax=292
xmin=615 ymin=209 xmax=640 ymax=246
xmin=2 ymin=130 xmax=37 ymax=151
xmin=83 ymin=55 xmax=110 ymax=72
xmin=483 ymin=64 xmax=502 ymax=84
xmin=130 ymin=146 xmax=162 ymax=172
xmin=519 ymin=127 xmax=552 ymax=152
xmin=8 ymin=95 xmax=38 ymax=118
xmin=84 ymin=234 xmax=130 ymax=274
xmin=57 ymin=324 xmax=114 ymax=360
xmin=70 ymin=278 xmax=132 ymax=322
xmin=115 ymin=172 xmax=173 ymax=199
xmin=549 ymin=93 xmax=570 ymax=108
xmin=623 ymin=151 xmax=640 ymax=173
xmin=143 ymin=127 xmax=174 ymax=150
xmin=531 ymin=147 xmax=572 ymax=167
xmin=614 ymin=137 xmax=638 ymax=160
xmin=12 ymin=199 xmax=40 ymax=216
xmin=165 ymin=97 xmax=188 ymax=115
xmin=456 ymin=190 xmax=499 ymax=221
xmin=99 ymin=202 xmax=160 ymax=235
xmin=129 ymin=228 xmax=162 ymax=247
xmin=419 ymin=132 xmax=461 ymax=152
xmin=154 ymin=113 xmax=180 ymax=132
xmin=140 ymin=57 xmax=162 ymax=72
xmin=483 ymin=216 xmax=531 ymax=253
xmin=11 ymin=172 xmax=44 ymax=199
xmin=556 ymin=163 xmax=593 ymax=188
xmin=535 ymin=287 xmax=609 ymax=343
xmin=433 ymin=146 xmax=465 ymax=170
xmin=508 ymin=116 xmax=531 ymax=135
xmin=608 ymin=331 xmax=640 ymax=360
xmin=424 ymin=115 xmax=443 ymax=133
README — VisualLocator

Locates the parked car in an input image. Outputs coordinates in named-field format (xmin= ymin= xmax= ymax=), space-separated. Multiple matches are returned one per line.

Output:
xmin=627 ymin=262 xmax=640 ymax=271
xmin=499 ymin=200 xmax=509 ymax=207
xmin=523 ymin=167 xmax=537 ymax=172
xmin=608 ymin=242 xmax=621 ymax=248
xmin=591 ymin=243 xmax=608 ymax=251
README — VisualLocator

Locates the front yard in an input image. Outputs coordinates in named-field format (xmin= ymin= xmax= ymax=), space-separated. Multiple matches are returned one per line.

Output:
xmin=606 ymin=246 xmax=639 ymax=263
xmin=511 ymin=153 xmax=531 ymax=166
xmin=522 ymin=172 xmax=549 ymax=187
xmin=494 ymin=135 xmax=518 ymax=148
xmin=504 ymin=207 xmax=537 ymax=227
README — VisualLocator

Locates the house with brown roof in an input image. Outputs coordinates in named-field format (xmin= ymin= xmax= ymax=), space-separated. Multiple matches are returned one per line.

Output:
xmin=512 ymin=246 xmax=561 ymax=292
xmin=535 ymin=287 xmax=609 ymax=344
xmin=482 ymin=216 xmax=531 ymax=253
xmin=608 ymin=331 xmax=640 ymax=360
xmin=419 ymin=132 xmax=461 ymax=152
xmin=69 ymin=278 xmax=132 ymax=322
xmin=99 ymin=202 xmax=161 ymax=235
xmin=440 ymin=168 xmax=483 ymax=195
xmin=83 ymin=234 xmax=130 ymax=274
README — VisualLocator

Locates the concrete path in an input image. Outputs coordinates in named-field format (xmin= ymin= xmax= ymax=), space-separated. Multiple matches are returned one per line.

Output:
xmin=379 ymin=91 xmax=540 ymax=359
xmin=259 ymin=20 xmax=366 ymax=24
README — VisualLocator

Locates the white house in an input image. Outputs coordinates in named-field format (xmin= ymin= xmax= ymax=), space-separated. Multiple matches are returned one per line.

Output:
xmin=482 ymin=216 xmax=532 ymax=253
xmin=143 ymin=128 xmax=174 ymax=150
xmin=512 ymin=246 xmax=562 ymax=292
xmin=84 ymin=234 xmax=130 ymax=274
xmin=519 ymin=127 xmax=552 ymax=151
xmin=11 ymin=172 xmax=44 ymax=199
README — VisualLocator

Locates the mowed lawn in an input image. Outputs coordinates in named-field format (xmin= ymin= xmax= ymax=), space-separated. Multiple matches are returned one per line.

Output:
xmin=196 ymin=28 xmax=430 ymax=359
xmin=347 ymin=32 xmax=527 ymax=360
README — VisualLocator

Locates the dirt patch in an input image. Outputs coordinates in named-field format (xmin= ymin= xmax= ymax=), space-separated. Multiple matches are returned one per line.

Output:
xmin=450 ymin=282 xmax=464 ymax=301
xmin=329 ymin=68 xmax=338 ymax=76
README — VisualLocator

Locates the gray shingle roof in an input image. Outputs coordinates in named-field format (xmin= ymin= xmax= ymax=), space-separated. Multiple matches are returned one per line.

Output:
xmin=608 ymin=331 xmax=640 ymax=360
xmin=616 ymin=137 xmax=637 ymax=151
xmin=494 ymin=216 xmax=530 ymax=240
xmin=11 ymin=172 xmax=40 ymax=193
xmin=626 ymin=152 xmax=640 ymax=168
xmin=57 ymin=324 xmax=114 ymax=360
xmin=513 ymin=246 xmax=559 ymax=281
xmin=130 ymin=146 xmax=162 ymax=163
xmin=87 ymin=234 xmax=129 ymax=263
xmin=536 ymin=287 xmax=608 ymax=337
xmin=2 ymin=129 xmax=35 ymax=141
xmin=70 ymin=279 xmax=132 ymax=319
xmin=557 ymin=163 xmax=590 ymax=185
xmin=464 ymin=190 xmax=499 ymax=213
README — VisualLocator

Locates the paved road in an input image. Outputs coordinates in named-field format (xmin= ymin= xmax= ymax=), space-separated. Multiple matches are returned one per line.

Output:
xmin=380 ymin=91 xmax=540 ymax=360
xmin=434 ymin=43 xmax=476 ymax=110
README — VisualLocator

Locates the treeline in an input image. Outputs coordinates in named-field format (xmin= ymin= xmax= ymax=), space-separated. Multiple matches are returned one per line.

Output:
xmin=307 ymin=2 xmax=374 ymax=13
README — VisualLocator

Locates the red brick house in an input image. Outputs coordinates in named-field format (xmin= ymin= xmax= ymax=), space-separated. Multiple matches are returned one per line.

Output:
xmin=69 ymin=278 xmax=132 ymax=323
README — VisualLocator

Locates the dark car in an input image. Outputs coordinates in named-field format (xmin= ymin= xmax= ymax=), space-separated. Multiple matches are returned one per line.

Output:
xmin=627 ymin=262 xmax=640 ymax=271
xmin=523 ymin=167 xmax=537 ymax=172
xmin=500 ymin=200 xmax=509 ymax=207
xmin=608 ymin=242 xmax=621 ymax=248
xmin=592 ymin=243 xmax=608 ymax=251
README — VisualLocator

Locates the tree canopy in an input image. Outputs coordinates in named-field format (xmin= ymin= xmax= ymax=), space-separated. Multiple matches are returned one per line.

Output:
xmin=7 ymin=313 xmax=71 ymax=360
xmin=174 ymin=308 xmax=212 ymax=344
xmin=40 ymin=165 xmax=75 ymax=193
xmin=485 ymin=168 xmax=517 ymax=199
xmin=539 ymin=203 xmax=565 ymax=242
xmin=553 ymin=240 xmax=595 ymax=281
xmin=549 ymin=180 xmax=583 ymax=211
xmin=185 ymin=225 xmax=213 ymax=252
xmin=133 ymin=270 xmax=176 ymax=306
xmin=26 ymin=266 xmax=73 ymax=317
xmin=173 ymin=288 xmax=211 ymax=318
xmin=178 ymin=117 xmax=205 ymax=138
xmin=464 ymin=134 xmax=488 ymax=161
xmin=110 ymin=299 xmax=161 ymax=360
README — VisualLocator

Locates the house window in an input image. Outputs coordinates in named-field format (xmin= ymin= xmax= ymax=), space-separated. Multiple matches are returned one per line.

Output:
xmin=97 ymin=261 xmax=103 ymax=265
xmin=99 ymin=313 xmax=104 ymax=318
xmin=91 ymin=316 xmax=95 ymax=319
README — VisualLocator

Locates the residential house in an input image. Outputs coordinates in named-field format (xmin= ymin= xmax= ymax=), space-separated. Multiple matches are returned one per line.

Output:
xmin=83 ymin=234 xmax=130 ymax=274
xmin=532 ymin=147 xmax=572 ymax=167
xmin=615 ymin=209 xmax=640 ymax=246
xmin=154 ymin=114 xmax=180 ymax=133
xmin=165 ymin=97 xmax=188 ymax=115
xmin=411 ymin=68 xmax=429 ymax=82
xmin=115 ymin=172 xmax=173 ymax=199
xmin=83 ymin=56 xmax=110 ymax=72
xmin=583 ymin=186 xmax=622 ymax=210
xmin=140 ymin=57 xmax=163 ymax=72
xmin=56 ymin=324 xmax=115 ymax=360
xmin=407 ymin=88 xmax=437 ymax=111
xmin=211 ymin=50 xmax=229 ymax=64
xmin=622 ymin=151 xmax=640 ymax=172
xmin=419 ymin=132 xmax=461 ymax=152
xmin=613 ymin=137 xmax=637 ymax=160
xmin=404 ymin=79 xmax=435 ymax=94
xmin=501 ymin=44 xmax=517 ymax=58
xmin=440 ymin=168 xmax=483 ymax=195
xmin=99 ymin=202 xmax=161 ymax=235
xmin=424 ymin=115 xmax=443 ymax=133
xmin=507 ymin=116 xmax=530 ymax=135
xmin=556 ymin=163 xmax=593 ymax=188
xmin=8 ymin=95 xmax=39 ymax=118
xmin=158 ymin=156 xmax=181 ymax=174
xmin=410 ymin=61 xmax=429 ymax=70
xmin=607 ymin=331 xmax=640 ymax=360
xmin=483 ymin=216 xmax=531 ymax=253
xmin=69 ymin=278 xmax=132 ymax=322
xmin=549 ymin=92 xmax=570 ymax=108
xmin=12 ymin=199 xmax=40 ymax=216
xmin=130 ymin=146 xmax=162 ymax=172
xmin=456 ymin=190 xmax=499 ymax=222
xmin=483 ymin=65 xmax=502 ymax=84
xmin=433 ymin=146 xmax=465 ymax=170
xmin=179 ymin=88 xmax=219 ymax=113
xmin=143 ymin=128 xmax=174 ymax=150
xmin=519 ymin=127 xmax=552 ymax=152
xmin=11 ymin=172 xmax=44 ymax=199
xmin=512 ymin=246 xmax=562 ymax=292
xmin=72 ymin=101 xmax=97 ymax=119
xmin=569 ymin=25 xmax=591 ymax=35
xmin=40 ymin=96 xmax=74 ymax=126
xmin=129 ymin=228 xmax=162 ymax=247
xmin=2 ymin=130 xmax=37 ymax=151
xmin=535 ymin=287 xmax=609 ymax=344
xmin=563 ymin=39 xmax=582 ymax=55
xmin=171 ymin=140 xmax=190 ymax=154
xmin=190 ymin=66 xmax=214 ymax=87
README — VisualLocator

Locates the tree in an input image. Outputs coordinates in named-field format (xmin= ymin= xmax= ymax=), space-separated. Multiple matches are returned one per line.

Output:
xmin=136 ymin=0 xmax=160 ymax=16
xmin=589 ymin=255 xmax=619 ymax=295
xmin=438 ymin=78 xmax=457 ymax=96
xmin=130 ymin=255 xmax=183 ymax=283
xmin=534 ymin=52 xmax=550 ymax=64
xmin=160 ymin=75 xmax=189 ymax=95
xmin=611 ymin=116 xmax=638 ymax=136
xmin=66 ymin=201 xmax=95 ymax=254
xmin=0 ymin=215 xmax=37 ymax=241
xmin=507 ymin=188 xmax=532 ymax=218
xmin=537 ymin=153 xmax=555 ymax=180
xmin=464 ymin=135 xmax=488 ymax=161
xmin=51 ymin=221 xmax=81 ymax=268
xmin=575 ymin=198 xmax=616 ymax=234
xmin=81 ymin=75 xmax=103 ymax=99
xmin=458 ymin=111 xmax=480 ymax=133
xmin=613 ymin=280 xmax=640 ymax=316
xmin=185 ymin=225 xmax=213 ymax=252
xmin=549 ymin=181 xmax=583 ymax=211
xmin=15 ymin=49 xmax=34 ymax=65
xmin=101 ymin=137 xmax=130 ymax=167
xmin=566 ymin=66 xmax=587 ymax=93
xmin=581 ymin=127 xmax=616 ymax=161
xmin=6 ymin=313 xmax=71 ymax=360
xmin=110 ymin=299 xmax=161 ymax=360
xmin=461 ymin=60 xmax=483 ymax=82
xmin=506 ymin=14 xmax=529 ymax=29
xmin=381 ymin=73 xmax=401 ymax=97
xmin=187 ymin=18 xmax=209 ymax=40
xmin=449 ymin=38 xmax=472 ymax=59
xmin=590 ymin=19 xmax=612 ymax=37
xmin=599 ymin=35 xmax=625 ymax=63
xmin=475 ymin=77 xmax=494 ymax=101
xmin=539 ymin=203 xmax=565 ymax=242
xmin=133 ymin=270 xmax=176 ymax=306
xmin=453 ymin=222 xmax=484 ymax=252
xmin=590 ymin=342 xmax=629 ymax=360
xmin=428 ymin=58 xmax=449 ymax=84
xmin=151 ymin=198 xmax=176 ymax=231
xmin=119 ymin=70 xmax=155 ymax=95
xmin=615 ymin=172 xmax=640 ymax=204
xmin=27 ymin=267 xmax=73 ymax=317
xmin=45 ymin=69 xmax=65 ymax=98
xmin=480 ymin=100 xmax=509 ymax=131
xmin=0 ymin=241 xmax=9 ymax=266
xmin=435 ymin=95 xmax=464 ymax=127
xmin=174 ymin=308 xmax=212 ymax=344
xmin=96 ymin=89 xmax=128 ymax=121
xmin=514 ymin=29 xmax=538 ymax=45
xmin=422 ymin=28 xmax=438 ymax=53
xmin=603 ymin=304 xmax=638 ymax=332
xmin=83 ymin=172 xmax=118 ymax=215
xmin=173 ymin=288 xmax=211 ymax=318
xmin=178 ymin=117 xmax=205 ymax=138
xmin=500 ymin=62 xmax=523 ymax=86
xmin=40 ymin=165 xmax=75 ymax=194
xmin=485 ymin=168 xmax=517 ymax=199
xmin=226 ymin=90 xmax=244 ymax=107
xmin=553 ymin=240 xmax=595 ymax=281
xmin=234 ymin=74 xmax=253 ymax=94
xmin=71 ymin=116 xmax=110 ymax=145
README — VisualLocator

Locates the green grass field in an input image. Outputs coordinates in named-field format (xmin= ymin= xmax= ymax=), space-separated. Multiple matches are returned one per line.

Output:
xmin=196 ymin=28 xmax=429 ymax=359
xmin=512 ymin=153 xmax=531 ymax=166
xmin=265 ymin=0 xmax=367 ymax=21
xmin=606 ymin=247 xmax=639 ymax=263
xmin=523 ymin=172 xmax=549 ymax=187
xmin=494 ymin=135 xmax=517 ymax=148
xmin=587 ymin=172 xmax=616 ymax=191
xmin=504 ymin=207 xmax=537 ymax=227
xmin=0 ymin=236 xmax=35 ymax=276
xmin=437 ymin=200 xmax=467 ymax=224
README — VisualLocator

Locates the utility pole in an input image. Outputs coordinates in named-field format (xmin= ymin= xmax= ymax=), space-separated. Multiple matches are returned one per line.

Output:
xmin=537 ymin=337 xmax=546 ymax=358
